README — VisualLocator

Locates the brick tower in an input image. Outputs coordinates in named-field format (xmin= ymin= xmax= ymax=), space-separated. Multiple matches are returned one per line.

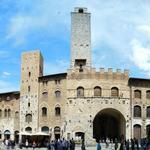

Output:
xmin=71 ymin=7 xmax=91 ymax=70
xmin=20 ymin=51 xmax=43 ymax=136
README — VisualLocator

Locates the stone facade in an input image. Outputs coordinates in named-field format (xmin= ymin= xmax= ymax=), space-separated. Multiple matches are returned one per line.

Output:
xmin=0 ymin=92 xmax=20 ymax=141
xmin=0 ymin=7 xmax=150 ymax=145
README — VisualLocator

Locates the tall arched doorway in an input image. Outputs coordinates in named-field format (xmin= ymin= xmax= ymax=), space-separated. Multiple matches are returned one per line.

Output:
xmin=146 ymin=125 xmax=150 ymax=138
xmin=14 ymin=131 xmax=19 ymax=144
xmin=134 ymin=124 xmax=141 ymax=140
xmin=93 ymin=108 xmax=126 ymax=141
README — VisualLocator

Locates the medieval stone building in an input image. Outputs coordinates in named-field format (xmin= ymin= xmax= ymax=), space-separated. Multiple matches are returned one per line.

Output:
xmin=0 ymin=7 xmax=150 ymax=145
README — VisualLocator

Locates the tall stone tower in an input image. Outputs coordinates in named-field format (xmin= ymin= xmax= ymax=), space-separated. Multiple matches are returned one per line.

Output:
xmin=20 ymin=51 xmax=43 ymax=135
xmin=71 ymin=7 xmax=91 ymax=69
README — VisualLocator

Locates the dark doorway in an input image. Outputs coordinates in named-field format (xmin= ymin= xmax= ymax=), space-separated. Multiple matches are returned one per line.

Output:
xmin=54 ymin=126 xmax=61 ymax=140
xmin=93 ymin=108 xmax=126 ymax=141
xmin=147 ymin=125 xmax=150 ymax=138
xmin=4 ymin=130 xmax=11 ymax=139
xmin=75 ymin=132 xmax=85 ymax=140
xmin=14 ymin=131 xmax=19 ymax=144
xmin=134 ymin=124 xmax=141 ymax=140
xmin=55 ymin=134 xmax=60 ymax=140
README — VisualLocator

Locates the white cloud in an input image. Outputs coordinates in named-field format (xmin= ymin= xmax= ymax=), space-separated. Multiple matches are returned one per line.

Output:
xmin=137 ymin=25 xmax=150 ymax=35
xmin=6 ymin=15 xmax=48 ymax=45
xmin=131 ymin=39 xmax=150 ymax=76
xmin=3 ymin=0 xmax=150 ymax=78
xmin=2 ymin=72 xmax=11 ymax=76
xmin=44 ymin=59 xmax=69 ymax=75
xmin=6 ymin=1 xmax=71 ymax=45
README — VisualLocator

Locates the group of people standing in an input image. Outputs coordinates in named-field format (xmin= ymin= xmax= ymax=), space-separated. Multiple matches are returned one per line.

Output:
xmin=96 ymin=137 xmax=150 ymax=150
xmin=47 ymin=138 xmax=76 ymax=150
xmin=1 ymin=138 xmax=16 ymax=149
xmin=119 ymin=137 xmax=150 ymax=150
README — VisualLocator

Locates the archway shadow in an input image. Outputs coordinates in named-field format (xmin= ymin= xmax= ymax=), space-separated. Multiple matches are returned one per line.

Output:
xmin=93 ymin=108 xmax=126 ymax=141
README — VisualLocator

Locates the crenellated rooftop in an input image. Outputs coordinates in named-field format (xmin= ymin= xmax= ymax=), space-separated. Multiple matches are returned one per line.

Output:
xmin=67 ymin=67 xmax=129 ymax=80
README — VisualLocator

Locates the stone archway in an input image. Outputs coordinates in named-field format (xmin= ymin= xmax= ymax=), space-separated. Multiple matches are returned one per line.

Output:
xmin=4 ymin=130 xmax=11 ymax=139
xmin=93 ymin=108 xmax=126 ymax=141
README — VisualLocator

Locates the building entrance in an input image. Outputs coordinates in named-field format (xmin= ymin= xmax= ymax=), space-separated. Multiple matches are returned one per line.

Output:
xmin=93 ymin=108 xmax=126 ymax=141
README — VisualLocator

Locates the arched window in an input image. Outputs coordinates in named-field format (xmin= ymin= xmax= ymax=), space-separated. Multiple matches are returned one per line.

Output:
xmin=28 ymin=72 xmax=31 ymax=77
xmin=147 ymin=106 xmax=150 ymax=118
xmin=0 ymin=130 xmax=1 ymax=139
xmin=94 ymin=86 xmax=101 ymax=97
xmin=134 ymin=106 xmax=141 ymax=117
xmin=8 ymin=109 xmax=11 ymax=117
xmin=111 ymin=87 xmax=119 ymax=97
xmin=77 ymin=87 xmax=84 ymax=98
xmin=15 ymin=111 xmax=19 ymax=118
xmin=146 ymin=125 xmax=150 ymax=137
xmin=25 ymin=114 xmax=32 ymax=123
xmin=0 ymin=109 xmax=2 ymax=117
xmin=55 ymin=107 xmax=61 ymax=116
xmin=25 ymin=127 xmax=32 ymax=133
xmin=42 ymin=107 xmax=47 ymax=116
xmin=55 ymin=91 xmax=61 ymax=98
xmin=28 ymin=86 xmax=30 ymax=92
xmin=41 ymin=126 xmax=49 ymax=134
xmin=79 ymin=8 xmax=84 ymax=13
xmin=133 ymin=124 xmax=141 ymax=139
xmin=4 ymin=130 xmax=11 ymax=139
xmin=54 ymin=126 xmax=61 ymax=139
xmin=146 ymin=90 xmax=150 ymax=99
xmin=54 ymin=126 xmax=60 ymax=133
xmin=4 ymin=109 xmax=7 ymax=117
xmin=42 ymin=92 xmax=48 ymax=98
xmin=134 ymin=90 xmax=141 ymax=99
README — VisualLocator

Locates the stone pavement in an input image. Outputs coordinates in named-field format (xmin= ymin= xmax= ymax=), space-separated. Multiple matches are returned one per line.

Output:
xmin=0 ymin=143 xmax=118 ymax=150
xmin=0 ymin=146 xmax=112 ymax=150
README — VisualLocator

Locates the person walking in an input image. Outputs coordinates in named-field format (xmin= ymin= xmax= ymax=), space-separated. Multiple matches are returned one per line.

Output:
xmin=71 ymin=138 xmax=75 ymax=150
xmin=25 ymin=139 xmax=29 ymax=149
xmin=125 ymin=139 xmax=129 ymax=150
xmin=81 ymin=140 xmax=86 ymax=150
xmin=114 ymin=138 xmax=118 ymax=150
xmin=131 ymin=138 xmax=134 ymax=150
xmin=96 ymin=140 xmax=101 ymax=150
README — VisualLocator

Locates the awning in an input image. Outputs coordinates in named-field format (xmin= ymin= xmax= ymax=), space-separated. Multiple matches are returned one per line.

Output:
xmin=33 ymin=131 xmax=49 ymax=136
xmin=18 ymin=132 xmax=32 ymax=136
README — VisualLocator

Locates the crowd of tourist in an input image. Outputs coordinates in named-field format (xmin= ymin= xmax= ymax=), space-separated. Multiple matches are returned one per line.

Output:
xmin=0 ymin=137 xmax=76 ymax=150
xmin=96 ymin=137 xmax=150 ymax=150
xmin=46 ymin=138 xmax=76 ymax=150
xmin=1 ymin=136 xmax=150 ymax=150
xmin=0 ymin=138 xmax=16 ymax=149
xmin=119 ymin=137 xmax=150 ymax=150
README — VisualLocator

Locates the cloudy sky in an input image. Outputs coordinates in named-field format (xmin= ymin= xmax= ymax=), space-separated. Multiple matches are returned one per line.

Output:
xmin=0 ymin=0 xmax=150 ymax=92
